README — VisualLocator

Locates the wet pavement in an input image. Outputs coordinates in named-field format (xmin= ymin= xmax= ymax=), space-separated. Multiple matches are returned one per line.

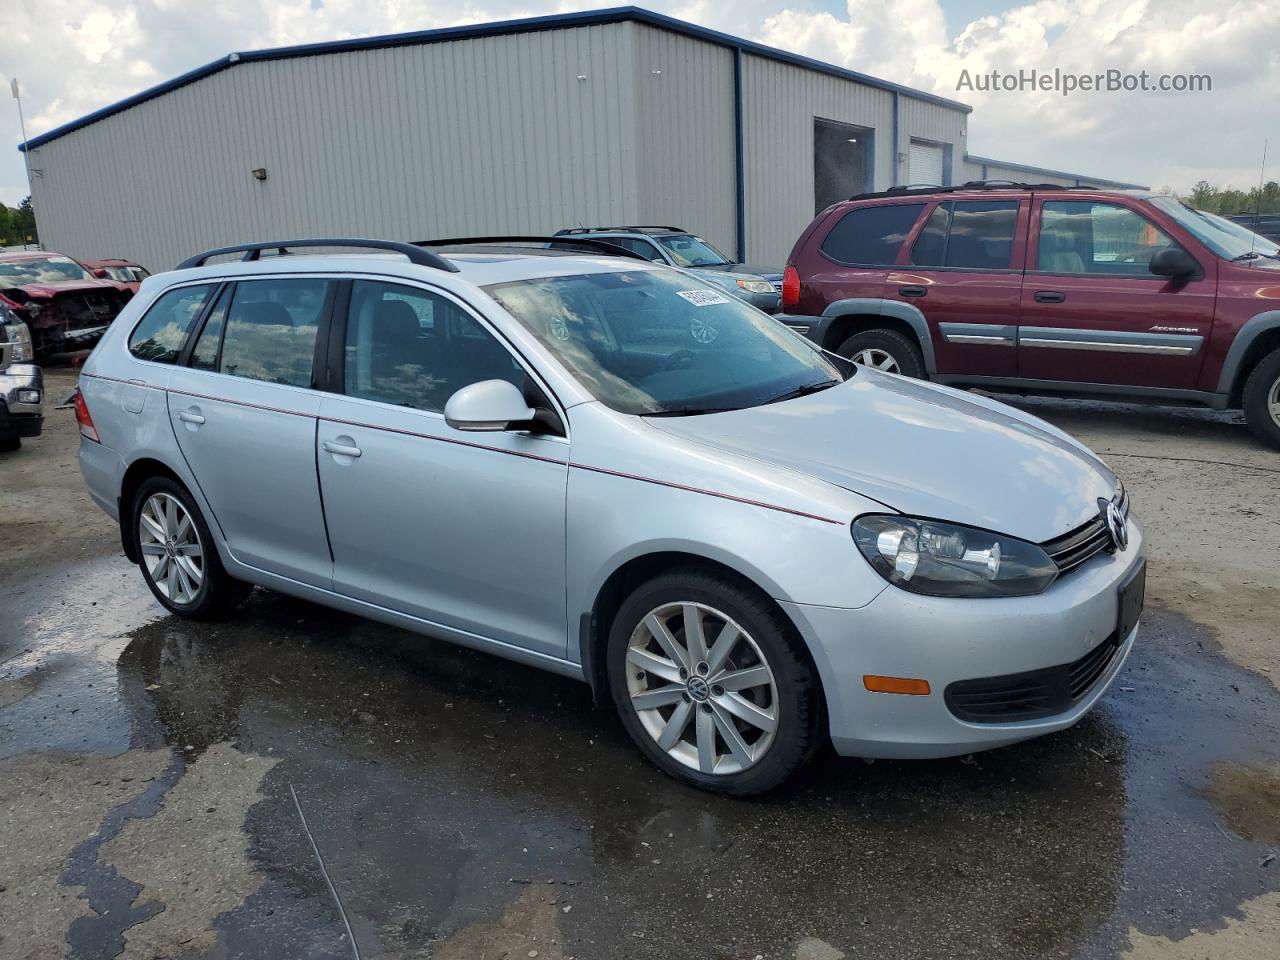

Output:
xmin=3 ymin=381 xmax=1280 ymax=959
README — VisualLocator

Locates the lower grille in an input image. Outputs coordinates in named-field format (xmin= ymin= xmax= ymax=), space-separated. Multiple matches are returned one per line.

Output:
xmin=944 ymin=633 xmax=1123 ymax=723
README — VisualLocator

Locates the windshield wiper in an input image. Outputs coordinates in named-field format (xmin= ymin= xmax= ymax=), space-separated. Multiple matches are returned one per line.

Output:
xmin=1232 ymin=252 xmax=1265 ymax=261
xmin=765 ymin=379 xmax=841 ymax=404
xmin=645 ymin=406 xmax=741 ymax=417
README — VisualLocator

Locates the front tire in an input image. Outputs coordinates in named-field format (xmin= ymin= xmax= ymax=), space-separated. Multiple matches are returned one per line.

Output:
xmin=133 ymin=477 xmax=248 ymax=619
xmin=606 ymin=568 xmax=821 ymax=795
xmin=834 ymin=328 xmax=925 ymax=378
xmin=1242 ymin=349 xmax=1280 ymax=451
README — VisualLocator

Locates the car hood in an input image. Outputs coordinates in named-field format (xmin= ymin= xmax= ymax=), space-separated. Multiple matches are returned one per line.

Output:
xmin=1 ymin=278 xmax=123 ymax=298
xmin=646 ymin=371 xmax=1116 ymax=543
xmin=694 ymin=263 xmax=783 ymax=281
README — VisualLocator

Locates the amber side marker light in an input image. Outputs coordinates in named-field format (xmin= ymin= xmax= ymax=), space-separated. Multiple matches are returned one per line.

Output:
xmin=863 ymin=675 xmax=931 ymax=696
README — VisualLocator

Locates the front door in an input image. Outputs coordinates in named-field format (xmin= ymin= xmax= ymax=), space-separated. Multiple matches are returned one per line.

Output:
xmin=1018 ymin=198 xmax=1217 ymax=388
xmin=167 ymin=276 xmax=336 ymax=588
xmin=888 ymin=197 xmax=1026 ymax=377
xmin=315 ymin=279 xmax=569 ymax=658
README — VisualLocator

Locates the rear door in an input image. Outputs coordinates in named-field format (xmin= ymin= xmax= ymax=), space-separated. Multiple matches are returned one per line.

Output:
xmin=166 ymin=276 xmax=335 ymax=588
xmin=1018 ymin=197 xmax=1216 ymax=388
xmin=803 ymin=201 xmax=927 ymax=318
xmin=887 ymin=197 xmax=1026 ymax=377
xmin=315 ymin=279 xmax=569 ymax=658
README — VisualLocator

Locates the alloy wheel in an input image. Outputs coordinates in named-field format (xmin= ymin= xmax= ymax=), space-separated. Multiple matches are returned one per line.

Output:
xmin=138 ymin=492 xmax=205 ymax=605
xmin=625 ymin=602 xmax=779 ymax=775
xmin=851 ymin=347 xmax=900 ymax=373
xmin=1269 ymin=376 xmax=1280 ymax=427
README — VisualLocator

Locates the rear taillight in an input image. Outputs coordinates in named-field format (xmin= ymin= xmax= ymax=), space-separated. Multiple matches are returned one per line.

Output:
xmin=73 ymin=387 xmax=100 ymax=443
xmin=781 ymin=265 xmax=800 ymax=308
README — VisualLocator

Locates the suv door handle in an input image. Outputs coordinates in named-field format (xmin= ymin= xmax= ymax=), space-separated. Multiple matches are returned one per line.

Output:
xmin=898 ymin=286 xmax=927 ymax=298
xmin=177 ymin=410 xmax=205 ymax=425
xmin=322 ymin=439 xmax=362 ymax=459
xmin=1034 ymin=291 xmax=1066 ymax=303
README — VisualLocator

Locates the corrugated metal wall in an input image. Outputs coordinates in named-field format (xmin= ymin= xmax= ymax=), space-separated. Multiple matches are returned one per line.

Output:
xmin=959 ymin=158 xmax=1079 ymax=186
xmin=29 ymin=24 xmax=643 ymax=271
xmin=739 ymin=54 xmax=896 ymax=266
xmin=896 ymin=97 xmax=966 ymax=186
xmin=631 ymin=25 xmax=737 ymax=256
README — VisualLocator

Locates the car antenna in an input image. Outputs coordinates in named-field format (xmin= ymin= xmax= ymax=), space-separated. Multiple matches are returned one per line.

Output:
xmin=1248 ymin=139 xmax=1268 ymax=260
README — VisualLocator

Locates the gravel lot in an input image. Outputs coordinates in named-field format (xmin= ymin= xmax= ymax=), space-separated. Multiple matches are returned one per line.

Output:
xmin=2 ymin=369 xmax=1278 ymax=960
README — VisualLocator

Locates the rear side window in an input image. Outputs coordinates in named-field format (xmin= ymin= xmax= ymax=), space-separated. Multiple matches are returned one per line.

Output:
xmin=128 ymin=284 xmax=213 ymax=363
xmin=820 ymin=203 xmax=925 ymax=265
xmin=911 ymin=200 xmax=1019 ymax=269
xmin=216 ymin=279 xmax=331 ymax=387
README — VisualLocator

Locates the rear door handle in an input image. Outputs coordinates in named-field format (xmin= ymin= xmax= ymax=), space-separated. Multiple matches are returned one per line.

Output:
xmin=898 ymin=286 xmax=927 ymax=298
xmin=177 ymin=410 xmax=205 ymax=425
xmin=322 ymin=439 xmax=362 ymax=459
xmin=1034 ymin=291 xmax=1066 ymax=303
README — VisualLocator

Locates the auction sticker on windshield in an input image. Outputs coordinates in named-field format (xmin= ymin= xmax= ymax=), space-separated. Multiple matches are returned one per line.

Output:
xmin=676 ymin=289 xmax=731 ymax=307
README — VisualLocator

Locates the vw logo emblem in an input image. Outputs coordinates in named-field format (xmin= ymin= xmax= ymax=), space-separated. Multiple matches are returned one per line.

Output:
xmin=686 ymin=676 xmax=711 ymax=702
xmin=1105 ymin=500 xmax=1129 ymax=552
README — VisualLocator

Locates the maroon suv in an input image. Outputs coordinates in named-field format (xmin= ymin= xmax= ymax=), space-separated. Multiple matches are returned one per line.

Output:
xmin=781 ymin=183 xmax=1280 ymax=449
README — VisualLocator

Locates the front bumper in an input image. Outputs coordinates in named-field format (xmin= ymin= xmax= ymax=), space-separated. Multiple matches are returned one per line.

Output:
xmin=782 ymin=520 xmax=1145 ymax=759
xmin=0 ymin=363 xmax=44 ymax=438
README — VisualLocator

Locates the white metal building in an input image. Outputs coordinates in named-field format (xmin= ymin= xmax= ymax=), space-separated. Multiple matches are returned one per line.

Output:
xmin=20 ymin=6 xmax=1144 ymax=270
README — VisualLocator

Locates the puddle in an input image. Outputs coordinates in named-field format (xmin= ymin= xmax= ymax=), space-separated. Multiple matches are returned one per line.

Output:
xmin=1204 ymin=762 xmax=1280 ymax=844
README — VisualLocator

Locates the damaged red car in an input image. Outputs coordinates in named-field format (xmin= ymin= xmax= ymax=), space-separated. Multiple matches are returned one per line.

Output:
xmin=0 ymin=251 xmax=133 ymax=360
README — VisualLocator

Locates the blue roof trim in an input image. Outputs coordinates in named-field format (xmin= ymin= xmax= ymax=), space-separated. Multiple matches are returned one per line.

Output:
xmin=963 ymin=154 xmax=1147 ymax=190
xmin=20 ymin=5 xmax=970 ymax=152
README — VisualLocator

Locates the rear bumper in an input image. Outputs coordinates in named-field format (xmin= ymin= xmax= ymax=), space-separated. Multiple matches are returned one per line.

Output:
xmin=0 ymin=363 xmax=44 ymax=437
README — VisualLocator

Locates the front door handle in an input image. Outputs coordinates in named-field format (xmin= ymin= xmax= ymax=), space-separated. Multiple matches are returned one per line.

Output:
xmin=177 ymin=410 xmax=205 ymax=425
xmin=899 ymin=285 xmax=928 ymax=298
xmin=322 ymin=439 xmax=362 ymax=459
xmin=1034 ymin=291 xmax=1066 ymax=303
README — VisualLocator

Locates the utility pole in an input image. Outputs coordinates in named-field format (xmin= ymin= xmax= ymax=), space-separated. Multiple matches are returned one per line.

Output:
xmin=11 ymin=78 xmax=36 ymax=246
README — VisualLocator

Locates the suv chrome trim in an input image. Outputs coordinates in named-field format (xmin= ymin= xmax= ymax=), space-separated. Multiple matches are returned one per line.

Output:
xmin=939 ymin=322 xmax=1016 ymax=346
xmin=1018 ymin=326 xmax=1202 ymax=356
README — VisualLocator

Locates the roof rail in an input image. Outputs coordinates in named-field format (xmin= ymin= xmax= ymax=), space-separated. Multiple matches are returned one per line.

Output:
xmin=175 ymin=238 xmax=459 ymax=271
xmin=553 ymin=225 xmax=687 ymax=235
xmin=848 ymin=181 xmax=1074 ymax=201
xmin=416 ymin=235 xmax=650 ymax=261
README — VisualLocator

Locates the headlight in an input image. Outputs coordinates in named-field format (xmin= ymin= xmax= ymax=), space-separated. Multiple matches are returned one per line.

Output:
xmin=736 ymin=278 xmax=775 ymax=295
xmin=4 ymin=322 xmax=33 ymax=362
xmin=852 ymin=515 xmax=1058 ymax=598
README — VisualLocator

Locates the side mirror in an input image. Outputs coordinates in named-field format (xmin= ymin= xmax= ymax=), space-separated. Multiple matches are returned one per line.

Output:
xmin=1149 ymin=247 xmax=1198 ymax=280
xmin=444 ymin=379 xmax=535 ymax=432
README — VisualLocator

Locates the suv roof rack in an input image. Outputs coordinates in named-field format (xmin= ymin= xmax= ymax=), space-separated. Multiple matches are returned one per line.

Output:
xmin=553 ymin=226 xmax=687 ymax=236
xmin=416 ymin=235 xmax=650 ymax=261
xmin=176 ymin=238 xmax=459 ymax=272
xmin=847 ymin=181 xmax=1074 ymax=201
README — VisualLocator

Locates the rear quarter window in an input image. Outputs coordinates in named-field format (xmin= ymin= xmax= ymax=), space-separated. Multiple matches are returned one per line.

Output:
xmin=820 ymin=203 xmax=926 ymax=266
xmin=128 ymin=284 xmax=214 ymax=364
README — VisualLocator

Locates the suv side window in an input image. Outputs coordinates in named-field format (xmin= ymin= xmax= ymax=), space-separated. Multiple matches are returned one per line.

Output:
xmin=820 ymin=203 xmax=926 ymax=266
xmin=216 ymin=278 xmax=331 ymax=387
xmin=128 ymin=284 xmax=214 ymax=363
xmin=1037 ymin=201 xmax=1178 ymax=275
xmin=611 ymin=237 xmax=665 ymax=262
xmin=343 ymin=280 xmax=524 ymax=413
xmin=911 ymin=200 xmax=1019 ymax=269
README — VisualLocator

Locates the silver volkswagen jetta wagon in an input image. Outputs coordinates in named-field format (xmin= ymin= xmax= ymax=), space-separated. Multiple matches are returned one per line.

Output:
xmin=76 ymin=237 xmax=1145 ymax=794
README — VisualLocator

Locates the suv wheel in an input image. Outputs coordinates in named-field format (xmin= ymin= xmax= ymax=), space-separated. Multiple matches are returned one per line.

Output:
xmin=835 ymin=328 xmax=925 ymax=378
xmin=1242 ymin=348 xmax=1280 ymax=450
xmin=133 ymin=477 xmax=250 ymax=618
xmin=606 ymin=568 xmax=821 ymax=795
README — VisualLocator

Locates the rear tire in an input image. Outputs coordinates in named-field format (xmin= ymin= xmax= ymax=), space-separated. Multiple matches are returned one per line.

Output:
xmin=1242 ymin=349 xmax=1280 ymax=451
xmin=132 ymin=477 xmax=249 ymax=619
xmin=606 ymin=567 xmax=821 ymax=795
xmin=835 ymin=328 xmax=925 ymax=378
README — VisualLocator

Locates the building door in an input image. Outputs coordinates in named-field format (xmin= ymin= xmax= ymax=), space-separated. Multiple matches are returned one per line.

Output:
xmin=908 ymin=140 xmax=946 ymax=186
xmin=814 ymin=117 xmax=872 ymax=213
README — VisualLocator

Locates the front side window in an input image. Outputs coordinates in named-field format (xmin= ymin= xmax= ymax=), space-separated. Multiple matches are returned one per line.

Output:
xmin=610 ymin=237 xmax=666 ymax=262
xmin=820 ymin=203 xmax=926 ymax=266
xmin=0 ymin=254 xmax=93 ymax=286
xmin=653 ymin=234 xmax=731 ymax=267
xmin=128 ymin=284 xmax=214 ymax=364
xmin=216 ymin=278 xmax=330 ymax=387
xmin=1037 ymin=201 xmax=1177 ymax=275
xmin=911 ymin=200 xmax=1018 ymax=269
xmin=486 ymin=268 xmax=850 ymax=416
xmin=344 ymin=280 xmax=524 ymax=412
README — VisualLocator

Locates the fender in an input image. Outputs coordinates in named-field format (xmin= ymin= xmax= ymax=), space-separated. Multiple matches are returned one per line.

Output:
xmin=818 ymin=298 xmax=937 ymax=374
xmin=1216 ymin=310 xmax=1280 ymax=395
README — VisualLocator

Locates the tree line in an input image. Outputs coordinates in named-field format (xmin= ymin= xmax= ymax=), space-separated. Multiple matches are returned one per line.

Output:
xmin=1167 ymin=180 xmax=1280 ymax=216
xmin=0 ymin=196 xmax=38 ymax=246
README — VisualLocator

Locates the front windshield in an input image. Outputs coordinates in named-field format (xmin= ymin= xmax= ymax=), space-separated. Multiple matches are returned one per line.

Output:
xmin=654 ymin=234 xmax=732 ymax=267
xmin=486 ymin=269 xmax=849 ymax=416
xmin=1149 ymin=197 xmax=1280 ymax=260
xmin=0 ymin=255 xmax=93 ymax=286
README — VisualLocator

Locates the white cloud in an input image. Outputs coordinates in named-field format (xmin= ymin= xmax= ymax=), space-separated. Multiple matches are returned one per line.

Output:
xmin=1 ymin=0 xmax=1277 ymax=208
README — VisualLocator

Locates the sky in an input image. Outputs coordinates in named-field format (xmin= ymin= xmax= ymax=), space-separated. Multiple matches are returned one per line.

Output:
xmin=1 ymin=0 xmax=1277 ymax=207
